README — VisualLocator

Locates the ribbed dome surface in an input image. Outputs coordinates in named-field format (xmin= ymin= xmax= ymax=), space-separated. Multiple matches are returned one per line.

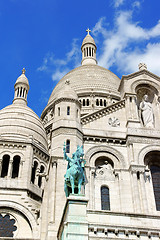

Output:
xmin=0 ymin=104 xmax=48 ymax=150
xmin=48 ymin=65 xmax=121 ymax=105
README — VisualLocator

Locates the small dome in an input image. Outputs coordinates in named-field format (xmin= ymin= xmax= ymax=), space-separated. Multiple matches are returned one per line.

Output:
xmin=15 ymin=68 xmax=29 ymax=87
xmin=54 ymin=81 xmax=78 ymax=102
xmin=82 ymin=34 xmax=96 ymax=47
xmin=0 ymin=104 xmax=48 ymax=151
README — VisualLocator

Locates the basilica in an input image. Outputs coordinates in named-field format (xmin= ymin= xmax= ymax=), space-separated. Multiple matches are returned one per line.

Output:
xmin=0 ymin=30 xmax=160 ymax=240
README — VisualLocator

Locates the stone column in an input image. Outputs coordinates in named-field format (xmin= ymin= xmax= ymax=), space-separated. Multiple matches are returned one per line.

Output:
xmin=131 ymin=171 xmax=141 ymax=212
xmin=35 ymin=167 xmax=40 ymax=186
xmin=140 ymin=172 xmax=148 ymax=213
xmin=89 ymin=168 xmax=95 ymax=209
xmin=7 ymin=159 xmax=13 ymax=178
xmin=49 ymin=159 xmax=57 ymax=223
xmin=132 ymin=95 xmax=139 ymax=120
xmin=19 ymin=161 xmax=23 ymax=178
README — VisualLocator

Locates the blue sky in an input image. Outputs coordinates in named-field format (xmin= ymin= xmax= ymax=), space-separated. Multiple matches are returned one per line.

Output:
xmin=0 ymin=0 xmax=160 ymax=116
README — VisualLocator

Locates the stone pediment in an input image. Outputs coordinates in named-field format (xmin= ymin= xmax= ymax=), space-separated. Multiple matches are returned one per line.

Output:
xmin=121 ymin=69 xmax=160 ymax=82
xmin=119 ymin=69 xmax=160 ymax=96
xmin=81 ymin=99 xmax=125 ymax=125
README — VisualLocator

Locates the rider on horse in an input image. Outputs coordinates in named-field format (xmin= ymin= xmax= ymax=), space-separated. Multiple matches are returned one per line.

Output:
xmin=63 ymin=143 xmax=86 ymax=197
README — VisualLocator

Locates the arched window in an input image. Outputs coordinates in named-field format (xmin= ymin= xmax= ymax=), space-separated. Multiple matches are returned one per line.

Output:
xmin=31 ymin=161 xmax=38 ymax=184
xmin=86 ymin=99 xmax=89 ymax=106
xmin=101 ymin=186 xmax=110 ymax=210
xmin=86 ymin=47 xmax=88 ymax=56
xmin=144 ymin=151 xmax=160 ymax=211
xmin=20 ymin=87 xmax=22 ymax=97
xmin=17 ymin=88 xmax=19 ymax=97
xmin=38 ymin=165 xmax=45 ymax=188
xmin=96 ymin=99 xmax=99 ymax=106
xmin=83 ymin=99 xmax=85 ymax=106
xmin=58 ymin=107 xmax=60 ymax=116
xmin=66 ymin=140 xmax=70 ymax=153
xmin=67 ymin=106 xmax=70 ymax=115
xmin=100 ymin=99 xmax=103 ymax=106
xmin=1 ymin=155 xmax=10 ymax=178
xmin=104 ymin=99 xmax=106 ymax=107
xmin=84 ymin=48 xmax=86 ymax=57
xmin=11 ymin=156 xmax=20 ymax=178
xmin=150 ymin=165 xmax=160 ymax=211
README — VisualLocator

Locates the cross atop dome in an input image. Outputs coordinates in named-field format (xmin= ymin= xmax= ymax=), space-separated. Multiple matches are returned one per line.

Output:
xmin=22 ymin=68 xmax=26 ymax=75
xmin=86 ymin=28 xmax=91 ymax=35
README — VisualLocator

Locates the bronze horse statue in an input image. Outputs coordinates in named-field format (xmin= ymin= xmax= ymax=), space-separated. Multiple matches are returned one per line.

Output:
xmin=63 ymin=144 xmax=86 ymax=197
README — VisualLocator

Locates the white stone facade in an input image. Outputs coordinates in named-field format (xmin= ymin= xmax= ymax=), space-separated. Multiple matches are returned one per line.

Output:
xmin=0 ymin=31 xmax=160 ymax=240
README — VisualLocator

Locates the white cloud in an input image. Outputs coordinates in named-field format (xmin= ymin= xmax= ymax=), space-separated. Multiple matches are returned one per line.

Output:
xmin=52 ymin=69 xmax=69 ymax=81
xmin=114 ymin=0 xmax=124 ymax=8
xmin=132 ymin=1 xmax=141 ymax=9
xmin=93 ymin=11 xmax=160 ymax=75
xmin=37 ymin=38 xmax=81 ymax=81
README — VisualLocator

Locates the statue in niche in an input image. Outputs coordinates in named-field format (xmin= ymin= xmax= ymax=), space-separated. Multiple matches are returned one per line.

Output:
xmin=139 ymin=94 xmax=154 ymax=128
xmin=63 ymin=143 xmax=86 ymax=197
xmin=96 ymin=160 xmax=112 ymax=176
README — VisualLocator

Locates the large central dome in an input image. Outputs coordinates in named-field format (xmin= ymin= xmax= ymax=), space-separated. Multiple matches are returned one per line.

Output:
xmin=42 ymin=30 xmax=121 ymax=117
xmin=48 ymin=64 xmax=121 ymax=105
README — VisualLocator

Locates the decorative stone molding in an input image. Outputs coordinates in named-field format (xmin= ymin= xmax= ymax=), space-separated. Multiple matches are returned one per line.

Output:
xmin=33 ymin=147 xmax=49 ymax=161
xmin=84 ymin=136 xmax=126 ymax=145
xmin=81 ymin=99 xmax=125 ymax=125
xmin=108 ymin=117 xmax=120 ymax=127
xmin=127 ymin=136 xmax=160 ymax=145
xmin=85 ymin=145 xmax=126 ymax=168
xmin=129 ymin=164 xmax=146 ymax=173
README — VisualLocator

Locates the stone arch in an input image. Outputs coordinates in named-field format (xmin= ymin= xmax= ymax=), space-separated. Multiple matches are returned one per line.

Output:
xmin=131 ymin=79 xmax=160 ymax=94
xmin=0 ymin=200 xmax=39 ymax=238
xmin=0 ymin=150 xmax=12 ymax=159
xmin=85 ymin=145 xmax=126 ymax=168
xmin=138 ymin=145 xmax=160 ymax=165
xmin=12 ymin=151 xmax=24 ymax=159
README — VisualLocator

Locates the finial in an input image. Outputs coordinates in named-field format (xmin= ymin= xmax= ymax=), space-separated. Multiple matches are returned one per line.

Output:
xmin=86 ymin=28 xmax=91 ymax=35
xmin=22 ymin=68 xmax=26 ymax=74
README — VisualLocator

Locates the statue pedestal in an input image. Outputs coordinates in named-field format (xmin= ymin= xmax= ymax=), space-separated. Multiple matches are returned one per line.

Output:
xmin=57 ymin=194 xmax=88 ymax=240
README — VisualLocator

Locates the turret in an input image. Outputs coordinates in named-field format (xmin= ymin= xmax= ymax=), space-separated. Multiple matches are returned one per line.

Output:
xmin=13 ymin=68 xmax=29 ymax=105
xmin=52 ymin=80 xmax=82 ymax=156
xmin=81 ymin=28 xmax=97 ymax=65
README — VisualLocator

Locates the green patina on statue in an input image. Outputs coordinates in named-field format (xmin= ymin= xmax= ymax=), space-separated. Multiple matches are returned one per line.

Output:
xmin=63 ymin=143 xmax=86 ymax=197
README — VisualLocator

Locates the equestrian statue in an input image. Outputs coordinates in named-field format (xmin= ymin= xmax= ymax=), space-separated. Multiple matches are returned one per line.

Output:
xmin=63 ymin=143 xmax=86 ymax=197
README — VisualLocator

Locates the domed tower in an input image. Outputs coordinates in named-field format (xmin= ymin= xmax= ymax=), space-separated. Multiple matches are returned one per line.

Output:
xmin=13 ymin=68 xmax=29 ymax=105
xmin=52 ymin=80 xmax=82 ymax=157
xmin=81 ymin=28 xmax=97 ymax=66
xmin=0 ymin=69 xmax=49 ymax=239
